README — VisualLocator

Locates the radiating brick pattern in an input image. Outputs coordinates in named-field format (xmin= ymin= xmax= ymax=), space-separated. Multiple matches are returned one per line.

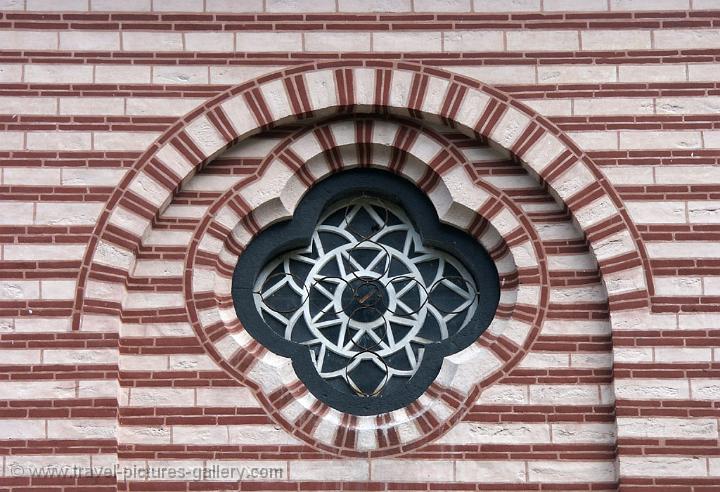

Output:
xmin=1 ymin=2 xmax=719 ymax=491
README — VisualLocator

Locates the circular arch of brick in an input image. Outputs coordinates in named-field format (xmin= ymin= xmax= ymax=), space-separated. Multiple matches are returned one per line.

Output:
xmin=73 ymin=61 xmax=651 ymax=332
xmin=183 ymin=116 xmax=548 ymax=457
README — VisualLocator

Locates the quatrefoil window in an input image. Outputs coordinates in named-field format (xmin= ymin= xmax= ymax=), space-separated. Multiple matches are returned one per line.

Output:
xmin=232 ymin=170 xmax=500 ymax=415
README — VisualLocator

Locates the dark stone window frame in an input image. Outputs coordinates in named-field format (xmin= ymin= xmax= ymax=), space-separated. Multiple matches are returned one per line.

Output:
xmin=232 ymin=169 xmax=500 ymax=415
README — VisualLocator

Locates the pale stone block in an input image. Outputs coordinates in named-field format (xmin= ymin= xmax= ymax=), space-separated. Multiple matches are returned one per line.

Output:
xmin=47 ymin=419 xmax=116 ymax=439
xmin=690 ymin=379 xmax=720 ymax=400
xmin=371 ymin=460 xmax=454 ymax=481
xmin=619 ymin=456 xmax=707 ymax=478
xmin=477 ymin=384 xmax=528 ymax=404
xmin=152 ymin=0 xmax=203 ymax=10
xmin=602 ymin=165 xmax=654 ymax=185
xmin=574 ymin=97 xmax=654 ymax=115
xmin=0 ymin=30 xmax=57 ymax=50
xmin=569 ymin=131 xmax=618 ymax=150
xmin=547 ymin=253 xmax=597 ymax=272
xmin=551 ymin=161 xmax=595 ymax=200
xmin=490 ymin=107 xmax=531 ymax=149
xmin=571 ymin=352 xmax=612 ymax=368
xmin=519 ymin=352 xmax=569 ymax=369
xmin=373 ymin=32 xmax=442 ymax=52
xmin=655 ymin=29 xmax=720 ymax=50
xmin=59 ymin=97 xmax=124 ymax=116
xmin=521 ymin=132 xmax=565 ymax=174
xmin=122 ymin=32 xmax=183 ymax=51
xmin=266 ymin=0 xmax=335 ymax=11
xmin=0 ymin=64 xmax=21 ymax=82
xmin=613 ymin=347 xmax=654 ymax=363
xmin=530 ymin=385 xmax=601 ymax=405
xmin=646 ymin=241 xmax=719 ymax=259
xmin=529 ymin=461 xmax=616 ymax=483
xmin=476 ymin=0 xmax=539 ymax=10
xmin=0 ymin=96 xmax=56 ymax=115
xmin=620 ymin=130 xmax=701 ymax=150
xmin=415 ymin=0 xmax=471 ymax=11
xmin=94 ymin=131 xmax=158 ymax=151
xmin=60 ymin=31 xmax=120 ymax=51
xmin=26 ymin=131 xmax=92 ymax=151
xmin=522 ymin=98 xmax=572 ymax=116
xmin=126 ymin=97 xmax=206 ymax=116
xmin=456 ymin=460 xmax=527 ymax=483
xmin=128 ymin=172 xmax=170 ymax=207
xmin=339 ymin=0 xmax=410 ymax=11
xmin=0 ymin=202 xmax=33 ymax=225
xmin=156 ymin=143 xmax=194 ymax=179
xmin=656 ymin=165 xmax=720 ymax=184
xmin=581 ymin=30 xmax=651 ymax=50
xmin=542 ymin=319 xmax=610 ymax=336
xmin=27 ymin=0 xmax=87 ymax=8
xmin=615 ymin=379 xmax=690 ymax=400
xmin=186 ymin=114 xmax=226 ymax=157
xmin=92 ymin=0 xmax=151 ymax=10
xmin=1 ymin=349 xmax=42 ymax=364
xmin=443 ymin=30 xmax=503 ymax=51
xmin=618 ymin=417 xmax=717 ymax=439
xmin=196 ymin=387 xmax=258 ymax=407
xmin=703 ymin=276 xmax=720 ymax=295
xmin=552 ymin=423 xmax=615 ymax=444
xmin=153 ymin=65 xmax=209 ymax=85
xmin=619 ymin=64 xmax=687 ymax=83
xmin=118 ymin=425 xmax=171 ymax=444
xmin=228 ymin=424 xmax=302 ymax=445
xmin=125 ymin=292 xmax=184 ymax=309
xmin=304 ymin=32 xmax=371 ymax=52
xmin=35 ymin=202 xmax=104 ymax=226
xmin=544 ymin=0 xmax=607 ymax=10
xmin=183 ymin=32 xmax=235 ymax=51
xmin=654 ymin=276 xmax=702 ymax=296
xmin=95 ymin=65 xmax=151 ymax=83
xmin=93 ymin=240 xmax=133 ymax=271
xmin=445 ymin=64 xmax=536 ymax=84
xmin=41 ymin=280 xmax=76 ymax=300
xmin=120 ymin=354 xmax=167 ymax=371
xmin=235 ymin=32 xmax=302 ymax=52
xmin=550 ymin=285 xmax=606 ymax=303
xmin=289 ymin=460 xmax=368 ymax=480
xmin=2 ymin=380 xmax=75 ymax=400
xmin=206 ymin=0 xmax=263 ymax=11
xmin=44 ymin=348 xmax=117 ymax=365
xmin=143 ymin=229 xmax=192 ymax=246
xmin=5 ymin=244 xmax=86 ymax=261
xmin=453 ymin=88 xmax=491 ymax=130
xmin=129 ymin=387 xmax=194 ymax=407
xmin=508 ymin=30 xmax=579 ymax=51
xmin=0 ymin=419 xmax=45 ymax=439
xmin=62 ymin=168 xmax=126 ymax=187
xmin=305 ymin=69 xmax=338 ymax=113
xmin=592 ymin=230 xmax=636 ymax=261
xmin=108 ymin=206 xmax=149 ymax=238
xmin=627 ymin=201 xmax=687 ymax=224
xmin=575 ymin=196 xmax=618 ymax=229
xmin=538 ymin=64 xmax=616 ymax=83
xmin=210 ymin=65 xmax=285 ymax=84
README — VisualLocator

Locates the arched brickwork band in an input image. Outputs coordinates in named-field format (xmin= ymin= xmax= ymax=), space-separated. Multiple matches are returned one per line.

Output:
xmin=180 ymin=117 xmax=547 ymax=455
xmin=72 ymin=61 xmax=651 ymax=335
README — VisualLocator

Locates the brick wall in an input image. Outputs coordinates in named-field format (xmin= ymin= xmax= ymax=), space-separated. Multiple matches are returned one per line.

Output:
xmin=0 ymin=1 xmax=719 ymax=491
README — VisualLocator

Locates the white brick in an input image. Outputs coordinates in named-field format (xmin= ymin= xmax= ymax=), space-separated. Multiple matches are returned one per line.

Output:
xmin=371 ymin=459 xmax=454 ymax=481
xmin=59 ymin=31 xmax=120 ymax=51
xmin=569 ymin=131 xmax=618 ymax=150
xmin=690 ymin=379 xmax=720 ymax=400
xmin=0 ymin=30 xmax=57 ymax=50
xmin=210 ymin=65 xmax=284 ymax=84
xmin=0 ymin=202 xmax=33 ymax=225
xmin=35 ymin=202 xmax=104 ymax=225
xmin=621 ymin=130 xmax=702 ymax=150
xmin=655 ymin=29 xmax=720 ymax=49
xmin=195 ymin=387 xmax=258 ymax=407
xmin=339 ymin=0 xmax=410 ymax=11
xmin=519 ymin=352 xmax=570 ymax=369
xmin=0 ymin=96 xmax=56 ymax=115
xmin=619 ymin=456 xmax=707 ymax=478
xmin=1 ymin=380 xmax=75 ymax=399
xmin=544 ymin=0 xmax=608 ymax=11
xmin=443 ymin=30 xmax=504 ymax=51
xmin=657 ymin=96 xmax=720 ymax=115
xmin=618 ymin=417 xmax=718 ymax=439
xmin=44 ymin=349 xmax=117 ymax=365
xmin=615 ymin=379 xmax=690 ymax=400
xmin=573 ymin=97 xmax=654 ymax=115
xmin=0 ymin=64 xmax=21 ymax=82
xmin=304 ymin=32 xmax=371 ymax=52
xmin=522 ymin=98 xmax=572 ymax=116
xmin=0 ymin=419 xmax=45 ymax=439
xmin=656 ymin=165 xmax=720 ymax=184
xmin=475 ymin=0 xmax=539 ymax=11
xmin=581 ymin=30 xmax=651 ymax=50
xmin=611 ymin=0 xmax=689 ymax=10
xmin=626 ymin=201 xmax=687 ymax=224
xmin=26 ymin=131 xmax=92 ymax=151
xmin=507 ymin=31 xmax=579 ymax=51
xmin=27 ymin=0 xmax=87 ymax=9
xmin=41 ymin=280 xmax=76 ymax=300
xmin=129 ymin=387 xmax=194 ymax=407
xmin=477 ymin=384 xmax=528 ymax=404
xmin=656 ymin=347 xmax=713 ymax=363
xmin=153 ymin=0 xmax=203 ymax=10
xmin=687 ymin=201 xmax=720 ymax=224
xmin=126 ymin=97 xmax=206 ymax=116
xmin=266 ymin=0 xmax=335 ymax=11
xmin=455 ymin=460 xmax=527 ymax=483
xmin=619 ymin=64 xmax=687 ymax=83
xmin=552 ymin=423 xmax=616 ymax=444
xmin=602 ymin=165 xmax=654 ymax=185
xmin=206 ymin=0 xmax=264 ymax=11
xmin=62 ymin=168 xmax=126 ymax=186
xmin=689 ymin=63 xmax=720 ymax=81
xmin=95 ymin=65 xmax=151 ymax=83
xmin=655 ymin=276 xmax=703 ymax=296
xmin=235 ymin=32 xmax=302 ymax=52
xmin=289 ymin=460 xmax=369 ymax=480
xmin=529 ymin=461 xmax=616 ymax=483
xmin=59 ymin=97 xmax=124 ymax=116
xmin=25 ymin=64 xmax=94 ymax=83
xmin=529 ymin=385 xmax=601 ymax=405
xmin=373 ymin=32 xmax=442 ymax=52
xmin=446 ymin=64 xmax=536 ymax=84
xmin=646 ymin=241 xmax=719 ymax=259
xmin=93 ymin=131 xmax=160 ymax=151
xmin=153 ymin=65 xmax=209 ymax=85
xmin=438 ymin=422 xmax=551 ymax=444
xmin=92 ymin=0 xmax=151 ymax=10
xmin=47 ymin=419 xmax=116 ymax=439
xmin=122 ymin=32 xmax=183 ymax=51
xmin=4 ymin=244 xmax=86 ymax=261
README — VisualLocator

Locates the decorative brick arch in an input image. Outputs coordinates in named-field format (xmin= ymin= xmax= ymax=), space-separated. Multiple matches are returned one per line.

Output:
xmin=73 ymin=60 xmax=649 ymax=335
xmin=183 ymin=116 xmax=548 ymax=456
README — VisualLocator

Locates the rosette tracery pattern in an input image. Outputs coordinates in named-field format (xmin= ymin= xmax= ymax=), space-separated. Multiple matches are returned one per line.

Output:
xmin=255 ymin=198 xmax=479 ymax=398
